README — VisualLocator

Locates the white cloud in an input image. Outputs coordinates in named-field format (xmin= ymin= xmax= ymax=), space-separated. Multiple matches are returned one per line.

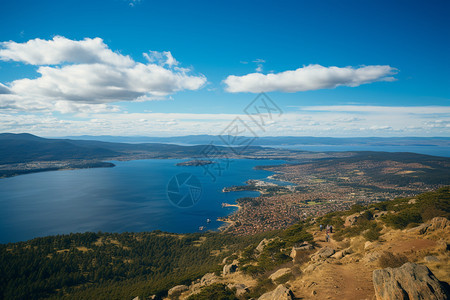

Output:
xmin=0 ymin=36 xmax=134 ymax=67
xmin=1 ymin=106 xmax=449 ymax=137
xmin=0 ymin=37 xmax=206 ymax=112
xmin=224 ymin=64 xmax=397 ymax=93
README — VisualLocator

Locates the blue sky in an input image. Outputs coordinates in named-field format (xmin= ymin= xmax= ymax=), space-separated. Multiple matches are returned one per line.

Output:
xmin=0 ymin=0 xmax=449 ymax=136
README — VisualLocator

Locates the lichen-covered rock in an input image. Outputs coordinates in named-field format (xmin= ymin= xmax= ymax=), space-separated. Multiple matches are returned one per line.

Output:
xmin=258 ymin=284 xmax=294 ymax=300
xmin=372 ymin=262 xmax=449 ymax=300
xmin=311 ymin=246 xmax=335 ymax=261
xmin=167 ymin=285 xmax=189 ymax=298
xmin=269 ymin=268 xmax=292 ymax=282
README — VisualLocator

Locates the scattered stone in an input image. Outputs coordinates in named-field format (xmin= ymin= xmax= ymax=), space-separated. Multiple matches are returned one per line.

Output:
xmin=258 ymin=284 xmax=294 ymax=300
xmin=200 ymin=272 xmax=219 ymax=286
xmin=372 ymin=262 xmax=449 ymax=300
xmin=269 ymin=268 xmax=292 ymax=282
xmin=311 ymin=290 xmax=317 ymax=296
xmin=311 ymin=247 xmax=335 ymax=261
xmin=167 ymin=285 xmax=189 ymax=298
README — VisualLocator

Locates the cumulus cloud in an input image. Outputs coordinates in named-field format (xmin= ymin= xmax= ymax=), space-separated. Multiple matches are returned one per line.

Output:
xmin=0 ymin=83 xmax=10 ymax=94
xmin=224 ymin=64 xmax=397 ymax=93
xmin=0 ymin=37 xmax=206 ymax=112
xmin=0 ymin=36 xmax=134 ymax=66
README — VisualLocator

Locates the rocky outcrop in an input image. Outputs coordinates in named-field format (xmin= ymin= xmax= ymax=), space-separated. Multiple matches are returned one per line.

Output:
xmin=269 ymin=268 xmax=292 ymax=282
xmin=331 ymin=247 xmax=352 ymax=259
xmin=227 ymin=283 xmax=248 ymax=297
xmin=408 ymin=217 xmax=449 ymax=235
xmin=200 ymin=272 xmax=219 ymax=286
xmin=167 ymin=285 xmax=189 ymax=298
xmin=258 ymin=284 xmax=294 ymax=300
xmin=344 ymin=213 xmax=361 ymax=226
xmin=290 ymin=242 xmax=314 ymax=262
xmin=222 ymin=260 xmax=238 ymax=275
xmin=372 ymin=262 xmax=449 ymax=300
xmin=256 ymin=238 xmax=277 ymax=254
xmin=311 ymin=246 xmax=335 ymax=261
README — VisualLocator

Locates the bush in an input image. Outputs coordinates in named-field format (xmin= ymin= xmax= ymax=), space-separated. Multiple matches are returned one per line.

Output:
xmin=186 ymin=283 xmax=237 ymax=300
xmin=363 ymin=225 xmax=382 ymax=241
xmin=382 ymin=209 xmax=422 ymax=229
xmin=378 ymin=251 xmax=408 ymax=268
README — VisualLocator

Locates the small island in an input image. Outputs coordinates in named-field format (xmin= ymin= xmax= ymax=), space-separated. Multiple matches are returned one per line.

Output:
xmin=176 ymin=160 xmax=215 ymax=166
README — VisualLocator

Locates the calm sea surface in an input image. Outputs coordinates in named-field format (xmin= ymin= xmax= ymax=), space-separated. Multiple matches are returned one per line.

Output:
xmin=0 ymin=159 xmax=285 ymax=243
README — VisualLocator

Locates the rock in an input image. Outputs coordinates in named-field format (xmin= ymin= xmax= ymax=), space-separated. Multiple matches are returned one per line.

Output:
xmin=424 ymin=255 xmax=439 ymax=262
xmin=256 ymin=238 xmax=276 ymax=254
xmin=436 ymin=239 xmax=449 ymax=252
xmin=408 ymin=217 xmax=449 ymax=235
xmin=269 ymin=268 xmax=292 ymax=282
xmin=429 ymin=217 xmax=449 ymax=231
xmin=408 ymin=199 xmax=417 ymax=204
xmin=222 ymin=260 xmax=239 ymax=275
xmin=304 ymin=262 xmax=319 ymax=273
xmin=342 ymin=247 xmax=353 ymax=255
xmin=132 ymin=297 xmax=140 ymax=300
xmin=407 ymin=223 xmax=431 ymax=234
xmin=200 ymin=272 xmax=219 ymax=286
xmin=363 ymin=251 xmax=382 ymax=263
xmin=331 ymin=250 xmax=344 ymax=259
xmin=258 ymin=284 xmax=294 ymax=300
xmin=372 ymin=262 xmax=449 ymax=300
xmin=344 ymin=213 xmax=361 ymax=226
xmin=167 ymin=285 xmax=189 ymax=298
xmin=290 ymin=242 xmax=314 ymax=262
xmin=227 ymin=283 xmax=248 ymax=297
xmin=311 ymin=247 xmax=335 ymax=261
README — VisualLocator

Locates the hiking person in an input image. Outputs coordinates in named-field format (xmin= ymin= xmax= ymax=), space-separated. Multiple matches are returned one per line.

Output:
xmin=320 ymin=224 xmax=323 ymax=231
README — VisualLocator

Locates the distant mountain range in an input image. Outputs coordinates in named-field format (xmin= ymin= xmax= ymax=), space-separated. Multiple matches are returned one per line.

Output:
xmin=61 ymin=134 xmax=450 ymax=147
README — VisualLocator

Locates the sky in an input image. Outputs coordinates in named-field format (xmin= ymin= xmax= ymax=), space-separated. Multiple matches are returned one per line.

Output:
xmin=0 ymin=0 xmax=449 ymax=137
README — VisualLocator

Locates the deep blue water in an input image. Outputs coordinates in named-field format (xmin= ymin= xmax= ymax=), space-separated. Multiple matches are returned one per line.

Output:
xmin=0 ymin=159 xmax=285 ymax=244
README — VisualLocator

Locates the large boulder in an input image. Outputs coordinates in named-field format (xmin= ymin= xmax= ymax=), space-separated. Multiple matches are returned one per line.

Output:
xmin=290 ymin=242 xmax=314 ymax=262
xmin=269 ymin=268 xmax=292 ymax=282
xmin=258 ymin=284 xmax=294 ymax=300
xmin=222 ymin=260 xmax=239 ymax=275
xmin=167 ymin=285 xmax=189 ymax=298
xmin=311 ymin=246 xmax=335 ymax=261
xmin=373 ymin=262 xmax=449 ymax=300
